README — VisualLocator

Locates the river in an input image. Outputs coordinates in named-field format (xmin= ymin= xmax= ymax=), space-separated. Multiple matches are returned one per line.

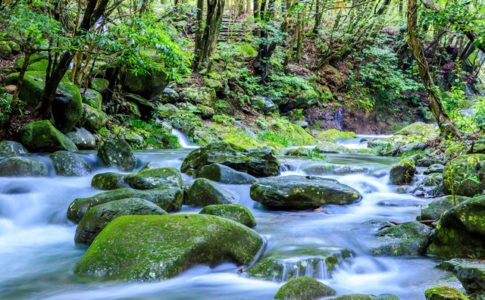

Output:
xmin=0 ymin=137 xmax=461 ymax=299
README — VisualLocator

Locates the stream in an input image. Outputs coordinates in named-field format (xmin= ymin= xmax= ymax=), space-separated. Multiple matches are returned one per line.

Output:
xmin=0 ymin=136 xmax=461 ymax=300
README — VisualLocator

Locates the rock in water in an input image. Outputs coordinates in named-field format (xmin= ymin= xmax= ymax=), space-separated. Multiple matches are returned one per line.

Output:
xmin=75 ymin=198 xmax=167 ymax=245
xmin=389 ymin=158 xmax=416 ymax=185
xmin=443 ymin=154 xmax=485 ymax=197
xmin=91 ymin=172 xmax=126 ymax=190
xmin=199 ymin=204 xmax=256 ymax=227
xmin=250 ymin=175 xmax=361 ymax=209
xmin=185 ymin=178 xmax=235 ymax=206
xmin=424 ymin=286 xmax=468 ymax=300
xmin=0 ymin=141 xmax=27 ymax=157
xmin=418 ymin=195 xmax=470 ymax=221
xmin=19 ymin=120 xmax=78 ymax=152
xmin=124 ymin=167 xmax=182 ymax=190
xmin=75 ymin=214 xmax=263 ymax=280
xmin=181 ymin=142 xmax=280 ymax=177
xmin=97 ymin=139 xmax=136 ymax=171
xmin=371 ymin=221 xmax=432 ymax=256
xmin=437 ymin=259 xmax=485 ymax=297
xmin=274 ymin=277 xmax=336 ymax=300
xmin=427 ymin=197 xmax=485 ymax=259
xmin=0 ymin=157 xmax=48 ymax=177
xmin=197 ymin=163 xmax=257 ymax=184
xmin=66 ymin=128 xmax=96 ymax=150
xmin=67 ymin=187 xmax=182 ymax=223
xmin=50 ymin=151 xmax=91 ymax=176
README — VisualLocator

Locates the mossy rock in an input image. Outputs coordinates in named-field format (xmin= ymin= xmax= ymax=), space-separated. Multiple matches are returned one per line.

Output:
xmin=0 ymin=41 xmax=12 ymax=58
xmin=395 ymin=122 xmax=438 ymax=136
xmin=199 ymin=204 xmax=256 ymax=228
xmin=197 ymin=163 xmax=257 ymax=184
xmin=81 ymin=104 xmax=108 ymax=131
xmin=181 ymin=142 xmax=280 ymax=177
xmin=437 ymin=259 xmax=485 ymax=296
xmin=0 ymin=140 xmax=27 ymax=157
xmin=185 ymin=178 xmax=235 ymax=206
xmin=90 ymin=78 xmax=109 ymax=94
xmin=250 ymin=175 xmax=362 ymax=210
xmin=26 ymin=59 xmax=50 ymax=72
xmin=75 ymin=198 xmax=167 ymax=245
xmin=371 ymin=221 xmax=432 ymax=256
xmin=293 ymin=89 xmax=320 ymax=109
xmin=125 ymin=93 xmax=155 ymax=119
xmin=246 ymin=245 xmax=354 ymax=282
xmin=67 ymin=187 xmax=183 ymax=223
xmin=250 ymin=96 xmax=275 ymax=114
xmin=204 ymin=78 xmax=223 ymax=92
xmin=424 ymin=164 xmax=445 ymax=175
xmin=122 ymin=68 xmax=168 ymax=99
xmin=19 ymin=120 xmax=78 ymax=152
xmin=0 ymin=157 xmax=48 ymax=176
xmin=424 ymin=286 xmax=468 ymax=300
xmin=124 ymin=167 xmax=182 ymax=190
xmin=91 ymin=172 xmax=126 ymax=190
xmin=327 ymin=295 xmax=375 ymax=300
xmin=13 ymin=53 xmax=46 ymax=69
xmin=180 ymin=87 xmax=216 ymax=106
xmin=215 ymin=100 xmax=235 ymax=115
xmin=81 ymin=89 xmax=103 ymax=110
xmin=315 ymin=142 xmax=351 ymax=154
xmin=443 ymin=154 xmax=485 ymax=197
xmin=97 ymin=139 xmax=136 ymax=171
xmin=427 ymin=197 xmax=485 ymax=259
xmin=66 ymin=128 xmax=96 ymax=150
xmin=418 ymin=195 xmax=470 ymax=221
xmin=389 ymin=158 xmax=416 ymax=185
xmin=75 ymin=214 xmax=263 ymax=281
xmin=274 ymin=277 xmax=336 ymax=300
xmin=50 ymin=151 xmax=91 ymax=176
xmin=315 ymin=129 xmax=357 ymax=143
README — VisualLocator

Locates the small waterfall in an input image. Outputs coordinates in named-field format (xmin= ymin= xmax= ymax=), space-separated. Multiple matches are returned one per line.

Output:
xmin=171 ymin=129 xmax=199 ymax=149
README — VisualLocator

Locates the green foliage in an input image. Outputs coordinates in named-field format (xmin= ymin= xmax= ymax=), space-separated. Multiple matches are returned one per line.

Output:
xmin=128 ymin=119 xmax=180 ymax=149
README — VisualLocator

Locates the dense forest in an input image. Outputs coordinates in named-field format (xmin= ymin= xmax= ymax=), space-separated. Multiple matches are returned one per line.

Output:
xmin=0 ymin=0 xmax=484 ymax=299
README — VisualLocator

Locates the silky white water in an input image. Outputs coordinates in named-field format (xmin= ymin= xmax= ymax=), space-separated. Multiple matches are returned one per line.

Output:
xmin=0 ymin=144 xmax=461 ymax=299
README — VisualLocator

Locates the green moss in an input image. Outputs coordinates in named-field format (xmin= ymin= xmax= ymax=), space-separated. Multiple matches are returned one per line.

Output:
xmin=199 ymin=204 xmax=256 ymax=228
xmin=424 ymin=286 xmax=468 ymax=300
xmin=19 ymin=120 xmax=78 ymax=152
xmin=91 ymin=172 xmax=126 ymax=190
xmin=315 ymin=129 xmax=357 ymax=143
xmin=124 ymin=167 xmax=182 ymax=190
xmin=274 ymin=277 xmax=336 ymax=300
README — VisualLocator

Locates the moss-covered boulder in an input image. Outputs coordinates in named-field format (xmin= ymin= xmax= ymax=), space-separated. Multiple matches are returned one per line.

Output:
xmin=81 ymin=89 xmax=102 ymax=110
xmin=424 ymin=164 xmax=445 ymax=175
xmin=390 ymin=158 xmax=416 ymax=185
xmin=0 ymin=141 xmax=27 ymax=157
xmin=443 ymin=154 xmax=485 ymax=197
xmin=26 ymin=59 xmax=49 ymax=71
xmin=438 ymin=259 xmax=485 ymax=296
xmin=185 ymin=178 xmax=235 ymax=206
xmin=13 ymin=53 xmax=46 ymax=69
xmin=66 ymin=128 xmax=96 ymax=150
xmin=315 ymin=142 xmax=351 ymax=154
xmin=250 ymin=175 xmax=362 ymax=210
xmin=315 ymin=129 xmax=357 ymax=143
xmin=97 ymin=139 xmax=136 ymax=171
xmin=19 ymin=120 xmax=78 ymax=152
xmin=199 ymin=204 xmax=256 ymax=228
xmin=424 ymin=286 xmax=468 ymax=300
xmin=274 ymin=277 xmax=336 ymax=300
xmin=75 ymin=198 xmax=167 ymax=245
xmin=418 ymin=195 xmax=470 ymax=221
xmin=91 ymin=172 xmax=126 ymax=190
xmin=180 ymin=87 xmax=216 ymax=106
xmin=90 ymin=78 xmax=109 ymax=94
xmin=181 ymin=142 xmax=280 ymax=177
xmin=0 ymin=157 xmax=48 ymax=176
xmin=81 ymin=104 xmax=108 ymax=131
xmin=124 ymin=167 xmax=182 ymax=190
xmin=215 ymin=100 xmax=235 ymax=115
xmin=67 ymin=187 xmax=182 ymax=223
xmin=371 ymin=221 xmax=432 ymax=256
xmin=50 ymin=151 xmax=91 ymax=176
xmin=197 ymin=163 xmax=257 ymax=184
xmin=0 ymin=41 xmax=12 ymax=58
xmin=75 ymin=214 xmax=263 ymax=281
xmin=250 ymin=96 xmax=275 ymax=114
xmin=125 ymin=93 xmax=156 ymax=119
xmin=122 ymin=68 xmax=168 ymax=100
xmin=246 ymin=245 xmax=353 ymax=282
xmin=427 ymin=197 xmax=485 ymax=259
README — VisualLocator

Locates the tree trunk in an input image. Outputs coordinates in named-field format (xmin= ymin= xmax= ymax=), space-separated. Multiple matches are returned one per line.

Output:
xmin=313 ymin=0 xmax=322 ymax=34
xmin=407 ymin=0 xmax=458 ymax=138
xmin=11 ymin=50 xmax=32 ymax=107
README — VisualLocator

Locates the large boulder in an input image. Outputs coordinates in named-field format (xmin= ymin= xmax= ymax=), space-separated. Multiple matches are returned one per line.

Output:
xmin=274 ymin=277 xmax=336 ymax=300
xmin=122 ymin=68 xmax=168 ymax=100
xmin=438 ymin=259 xmax=485 ymax=297
xmin=246 ymin=245 xmax=353 ymax=282
xmin=97 ymin=139 xmax=136 ymax=171
xmin=427 ymin=197 xmax=485 ymax=259
xmin=180 ymin=87 xmax=216 ymax=106
xmin=91 ymin=172 xmax=126 ymax=190
xmin=50 ymin=151 xmax=91 ymax=176
xmin=371 ymin=221 xmax=432 ymax=256
xmin=67 ymin=187 xmax=183 ymax=223
xmin=124 ymin=93 xmax=155 ymax=119
xmin=424 ymin=286 xmax=469 ymax=300
xmin=181 ymin=142 xmax=280 ymax=177
xmin=185 ymin=178 xmax=235 ymax=206
xmin=81 ymin=89 xmax=102 ymax=110
xmin=196 ymin=163 xmax=257 ymax=184
xmin=66 ymin=128 xmax=96 ymax=150
xmin=75 ymin=198 xmax=167 ymax=245
xmin=13 ymin=53 xmax=46 ymax=70
xmin=75 ymin=214 xmax=263 ymax=280
xmin=81 ymin=104 xmax=108 ymax=131
xmin=390 ymin=158 xmax=416 ymax=185
xmin=443 ymin=154 xmax=485 ymax=197
xmin=0 ymin=140 xmax=27 ymax=157
xmin=19 ymin=120 xmax=78 ymax=152
xmin=250 ymin=176 xmax=362 ymax=210
xmin=124 ymin=167 xmax=182 ymax=190
xmin=0 ymin=157 xmax=48 ymax=176
xmin=418 ymin=195 xmax=470 ymax=221
xmin=90 ymin=78 xmax=109 ymax=94
xmin=199 ymin=204 xmax=256 ymax=228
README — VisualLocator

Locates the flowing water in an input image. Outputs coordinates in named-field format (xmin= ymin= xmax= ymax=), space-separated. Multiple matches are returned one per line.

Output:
xmin=0 ymin=138 xmax=461 ymax=300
